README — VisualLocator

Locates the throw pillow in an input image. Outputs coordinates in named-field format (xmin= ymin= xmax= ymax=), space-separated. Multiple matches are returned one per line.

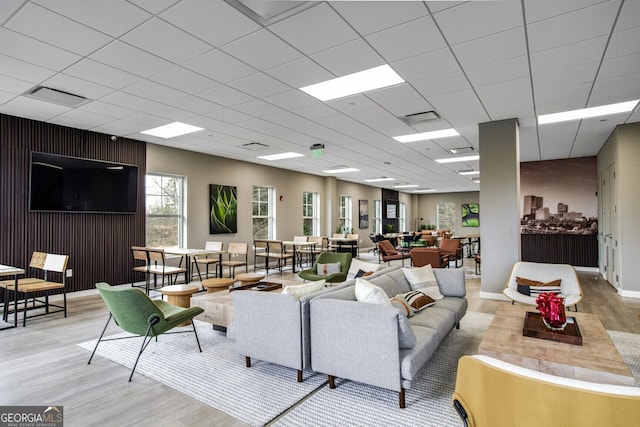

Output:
xmin=282 ymin=279 xmax=325 ymax=298
xmin=515 ymin=276 xmax=562 ymax=296
xmin=355 ymin=278 xmax=391 ymax=306
xmin=354 ymin=269 xmax=374 ymax=278
xmin=317 ymin=262 xmax=341 ymax=276
xmin=348 ymin=258 xmax=381 ymax=279
xmin=392 ymin=290 xmax=436 ymax=316
xmin=402 ymin=264 xmax=443 ymax=299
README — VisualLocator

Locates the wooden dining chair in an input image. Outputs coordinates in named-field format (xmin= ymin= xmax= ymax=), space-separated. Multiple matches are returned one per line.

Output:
xmin=193 ymin=241 xmax=223 ymax=279
xmin=146 ymin=248 xmax=187 ymax=293
xmin=221 ymin=242 xmax=248 ymax=277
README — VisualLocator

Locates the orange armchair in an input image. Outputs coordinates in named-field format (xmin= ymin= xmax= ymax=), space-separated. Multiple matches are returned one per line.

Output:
xmin=439 ymin=238 xmax=463 ymax=268
xmin=410 ymin=248 xmax=449 ymax=268
xmin=377 ymin=239 xmax=411 ymax=266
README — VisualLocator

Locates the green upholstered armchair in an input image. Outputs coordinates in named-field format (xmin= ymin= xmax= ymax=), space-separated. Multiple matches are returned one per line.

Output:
xmin=88 ymin=282 xmax=204 ymax=381
xmin=298 ymin=252 xmax=352 ymax=284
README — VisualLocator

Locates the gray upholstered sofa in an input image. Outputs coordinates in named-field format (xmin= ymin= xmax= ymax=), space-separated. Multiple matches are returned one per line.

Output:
xmin=310 ymin=265 xmax=467 ymax=408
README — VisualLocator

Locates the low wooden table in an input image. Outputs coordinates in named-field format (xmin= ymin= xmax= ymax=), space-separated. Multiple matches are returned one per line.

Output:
xmin=160 ymin=284 xmax=200 ymax=326
xmin=479 ymin=304 xmax=634 ymax=386
xmin=201 ymin=277 xmax=234 ymax=293
xmin=235 ymin=272 xmax=265 ymax=286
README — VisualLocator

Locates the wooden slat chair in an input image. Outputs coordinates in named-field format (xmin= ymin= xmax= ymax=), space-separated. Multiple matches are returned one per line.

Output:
xmin=298 ymin=235 xmax=323 ymax=267
xmin=131 ymin=246 xmax=151 ymax=291
xmin=1 ymin=251 xmax=47 ymax=323
xmin=146 ymin=248 xmax=187 ymax=293
xmin=221 ymin=242 xmax=248 ymax=278
xmin=254 ymin=240 xmax=293 ymax=274
xmin=193 ymin=241 xmax=223 ymax=279
xmin=4 ymin=253 xmax=69 ymax=326
xmin=253 ymin=239 xmax=269 ymax=272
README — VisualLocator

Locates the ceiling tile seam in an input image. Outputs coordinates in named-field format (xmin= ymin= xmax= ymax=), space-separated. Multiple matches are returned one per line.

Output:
xmin=524 ymin=0 xmax=615 ymax=25
xmin=0 ymin=1 xmax=28 ymax=27
xmin=521 ymin=0 xmax=543 ymax=160
xmin=568 ymin=0 xmax=625 ymax=158
xmin=425 ymin=3 xmax=493 ymax=126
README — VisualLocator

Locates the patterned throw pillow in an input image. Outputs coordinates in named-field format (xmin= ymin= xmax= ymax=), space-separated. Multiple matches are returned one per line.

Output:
xmin=392 ymin=290 xmax=436 ymax=316
xmin=354 ymin=269 xmax=374 ymax=278
xmin=402 ymin=265 xmax=444 ymax=299
xmin=516 ymin=276 xmax=562 ymax=296
xmin=317 ymin=262 xmax=341 ymax=276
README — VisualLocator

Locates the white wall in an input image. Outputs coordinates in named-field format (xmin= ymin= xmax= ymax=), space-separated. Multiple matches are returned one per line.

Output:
xmin=416 ymin=191 xmax=480 ymax=236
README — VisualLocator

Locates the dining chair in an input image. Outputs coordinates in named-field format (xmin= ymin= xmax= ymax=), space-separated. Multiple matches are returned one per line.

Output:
xmin=221 ymin=242 xmax=248 ymax=277
xmin=89 ymin=282 xmax=203 ymax=381
xmin=193 ymin=241 xmax=223 ymax=279
xmin=146 ymin=248 xmax=187 ymax=293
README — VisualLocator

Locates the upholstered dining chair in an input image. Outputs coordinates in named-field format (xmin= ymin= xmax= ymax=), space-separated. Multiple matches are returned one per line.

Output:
xmin=377 ymin=239 xmax=411 ymax=266
xmin=298 ymin=252 xmax=352 ymax=284
xmin=410 ymin=248 xmax=449 ymax=268
xmin=89 ymin=282 xmax=203 ymax=381
xmin=439 ymin=238 xmax=463 ymax=268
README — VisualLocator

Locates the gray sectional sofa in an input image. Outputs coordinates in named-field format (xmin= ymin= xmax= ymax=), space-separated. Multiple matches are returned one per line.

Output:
xmin=310 ymin=266 xmax=467 ymax=408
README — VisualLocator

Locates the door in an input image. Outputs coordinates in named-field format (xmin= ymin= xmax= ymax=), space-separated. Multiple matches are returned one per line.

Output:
xmin=602 ymin=163 xmax=618 ymax=287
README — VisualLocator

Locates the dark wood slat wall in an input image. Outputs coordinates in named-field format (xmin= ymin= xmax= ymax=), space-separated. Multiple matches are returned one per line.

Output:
xmin=0 ymin=114 xmax=146 ymax=293
xmin=521 ymin=234 xmax=598 ymax=267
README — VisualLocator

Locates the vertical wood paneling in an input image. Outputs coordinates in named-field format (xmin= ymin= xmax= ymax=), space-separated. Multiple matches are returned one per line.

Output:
xmin=521 ymin=234 xmax=598 ymax=267
xmin=1 ymin=114 xmax=146 ymax=294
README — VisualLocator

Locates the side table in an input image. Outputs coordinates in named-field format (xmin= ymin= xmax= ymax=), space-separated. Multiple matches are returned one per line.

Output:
xmin=160 ymin=284 xmax=200 ymax=326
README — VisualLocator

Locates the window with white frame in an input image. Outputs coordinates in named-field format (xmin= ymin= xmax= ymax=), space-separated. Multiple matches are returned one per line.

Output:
xmin=303 ymin=191 xmax=319 ymax=235
xmin=145 ymin=174 xmax=185 ymax=247
xmin=253 ymin=185 xmax=274 ymax=239
xmin=437 ymin=202 xmax=455 ymax=231
xmin=399 ymin=202 xmax=406 ymax=232
xmin=338 ymin=195 xmax=352 ymax=233
xmin=373 ymin=199 xmax=382 ymax=234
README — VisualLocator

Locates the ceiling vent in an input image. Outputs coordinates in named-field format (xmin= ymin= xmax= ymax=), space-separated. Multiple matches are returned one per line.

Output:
xmin=239 ymin=142 xmax=270 ymax=151
xmin=399 ymin=110 xmax=440 ymax=126
xmin=447 ymin=146 xmax=476 ymax=154
xmin=224 ymin=0 xmax=316 ymax=26
xmin=24 ymin=86 xmax=89 ymax=107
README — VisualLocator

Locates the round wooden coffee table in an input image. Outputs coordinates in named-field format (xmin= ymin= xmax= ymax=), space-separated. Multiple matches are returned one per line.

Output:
xmin=201 ymin=277 xmax=235 ymax=293
xmin=160 ymin=284 xmax=200 ymax=325
xmin=235 ymin=272 xmax=265 ymax=286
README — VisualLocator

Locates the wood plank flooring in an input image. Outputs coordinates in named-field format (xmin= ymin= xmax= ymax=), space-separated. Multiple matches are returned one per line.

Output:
xmin=1 ymin=256 xmax=638 ymax=426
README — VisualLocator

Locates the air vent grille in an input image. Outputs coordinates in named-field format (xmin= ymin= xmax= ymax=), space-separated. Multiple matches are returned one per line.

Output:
xmin=399 ymin=110 xmax=440 ymax=125
xmin=24 ymin=86 xmax=89 ymax=107
xmin=239 ymin=142 xmax=270 ymax=151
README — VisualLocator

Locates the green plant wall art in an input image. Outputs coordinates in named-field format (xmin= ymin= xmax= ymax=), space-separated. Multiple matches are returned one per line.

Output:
xmin=209 ymin=184 xmax=237 ymax=234
xmin=462 ymin=203 xmax=479 ymax=227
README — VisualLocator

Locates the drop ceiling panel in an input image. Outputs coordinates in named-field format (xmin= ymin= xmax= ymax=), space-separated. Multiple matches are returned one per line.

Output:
xmin=615 ymin=0 xmax=640 ymax=31
xmin=234 ymin=99 xmax=284 ymax=117
xmin=598 ymin=53 xmax=640 ymax=80
xmin=524 ymin=0 xmax=609 ymax=23
xmin=529 ymin=36 xmax=607 ymax=75
xmin=466 ymin=56 xmax=530 ymax=87
xmin=0 ymin=54 xmax=56 ymax=83
xmin=160 ymin=0 xmax=261 ymax=47
xmin=263 ymin=90 xmax=317 ymax=111
xmin=64 ymin=59 xmax=141 ymax=90
xmin=91 ymin=119 xmax=152 ymax=136
xmin=518 ymin=125 xmax=541 ymax=162
xmin=90 ymin=41 xmax=173 ymax=78
xmin=293 ymin=103 xmax=340 ymax=121
xmin=0 ymin=74 xmax=33 ymax=95
xmin=221 ymin=29 xmax=303 ymax=70
xmin=532 ymin=62 xmax=600 ymax=93
xmin=365 ymin=16 xmax=446 ymax=62
xmin=205 ymin=108 xmax=253 ymax=124
xmin=391 ymin=48 xmax=461 ymax=82
xmin=165 ymin=95 xmax=222 ymax=115
xmin=265 ymin=57 xmax=334 ymax=88
xmin=144 ymin=103 xmax=195 ymax=122
xmin=99 ymin=91 xmax=162 ymax=112
xmin=77 ymin=100 xmax=136 ymax=119
xmin=49 ymin=108 xmax=113 ymax=130
xmin=412 ymin=71 xmax=471 ymax=98
xmin=227 ymin=72 xmax=290 ymax=99
xmin=527 ymin=2 xmax=620 ymax=53
xmin=128 ymin=0 xmax=180 ymax=15
xmin=309 ymin=39 xmax=385 ymax=76
xmin=534 ymin=83 xmax=591 ymax=114
xmin=184 ymin=50 xmax=256 ymax=84
xmin=6 ymin=3 xmax=112 ymax=56
xmin=123 ymin=79 xmax=186 ymax=104
xmin=434 ymin=0 xmax=522 ymax=46
xmin=43 ymin=74 xmax=115 ymax=100
xmin=483 ymin=94 xmax=535 ymax=121
xmin=538 ymin=122 xmax=580 ymax=159
xmin=571 ymin=121 xmax=618 ymax=157
xmin=452 ymin=28 xmax=526 ymax=69
xmin=149 ymin=66 xmax=219 ymax=94
xmin=199 ymin=84 xmax=256 ymax=107
xmin=476 ymin=77 xmax=531 ymax=102
xmin=588 ymin=73 xmax=640 ymax=106
xmin=332 ymin=1 xmax=428 ymax=36
xmin=33 ymin=0 xmax=151 ymax=37
xmin=605 ymin=27 xmax=640 ymax=59
xmin=0 ymin=29 xmax=81 ymax=71
xmin=0 ymin=0 xmax=23 ymax=22
xmin=270 ymin=3 xmax=359 ymax=55
xmin=1 ymin=96 xmax=71 ymax=122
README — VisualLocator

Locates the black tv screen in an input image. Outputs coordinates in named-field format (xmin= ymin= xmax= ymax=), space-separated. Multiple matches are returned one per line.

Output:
xmin=29 ymin=152 xmax=138 ymax=213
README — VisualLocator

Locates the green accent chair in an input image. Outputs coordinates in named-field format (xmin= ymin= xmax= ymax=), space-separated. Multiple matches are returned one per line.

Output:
xmin=88 ymin=282 xmax=204 ymax=381
xmin=298 ymin=252 xmax=352 ymax=284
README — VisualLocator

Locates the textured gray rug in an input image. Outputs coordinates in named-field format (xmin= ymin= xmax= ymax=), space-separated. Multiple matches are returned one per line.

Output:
xmin=78 ymin=312 xmax=639 ymax=427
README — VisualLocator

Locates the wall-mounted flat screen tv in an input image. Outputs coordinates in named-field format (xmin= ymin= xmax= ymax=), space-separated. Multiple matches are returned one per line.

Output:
xmin=29 ymin=152 xmax=138 ymax=213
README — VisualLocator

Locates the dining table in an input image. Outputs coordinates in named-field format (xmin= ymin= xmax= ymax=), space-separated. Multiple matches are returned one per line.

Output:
xmin=327 ymin=237 xmax=358 ymax=257
xmin=163 ymin=248 xmax=227 ymax=283
xmin=282 ymin=240 xmax=317 ymax=273
xmin=1 ymin=264 xmax=25 ymax=329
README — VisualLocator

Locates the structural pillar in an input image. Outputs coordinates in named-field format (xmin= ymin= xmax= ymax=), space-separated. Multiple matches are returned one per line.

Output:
xmin=479 ymin=118 xmax=520 ymax=299
xmin=323 ymin=176 xmax=337 ymax=237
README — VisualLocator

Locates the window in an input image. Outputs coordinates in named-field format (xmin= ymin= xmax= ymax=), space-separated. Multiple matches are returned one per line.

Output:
xmin=373 ymin=199 xmax=382 ymax=234
xmin=437 ymin=202 xmax=455 ymax=231
xmin=303 ymin=192 xmax=319 ymax=235
xmin=145 ymin=174 xmax=185 ymax=247
xmin=253 ymin=185 xmax=274 ymax=239
xmin=399 ymin=202 xmax=406 ymax=232
xmin=338 ymin=195 xmax=352 ymax=233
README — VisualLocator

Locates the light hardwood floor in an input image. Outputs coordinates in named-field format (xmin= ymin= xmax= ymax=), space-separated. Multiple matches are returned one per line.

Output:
xmin=1 ymin=256 xmax=638 ymax=426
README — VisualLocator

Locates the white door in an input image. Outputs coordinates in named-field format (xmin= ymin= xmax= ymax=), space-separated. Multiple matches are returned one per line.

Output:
xmin=602 ymin=163 xmax=618 ymax=287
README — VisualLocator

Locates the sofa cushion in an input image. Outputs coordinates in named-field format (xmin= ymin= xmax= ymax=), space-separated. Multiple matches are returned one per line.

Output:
xmin=407 ymin=307 xmax=456 ymax=341
xmin=399 ymin=326 xmax=441 ymax=381
xmin=283 ymin=279 xmax=325 ymax=298
xmin=368 ymin=267 xmax=412 ymax=297
xmin=403 ymin=265 xmax=444 ymax=300
xmin=516 ymin=276 xmax=562 ymax=296
xmin=317 ymin=262 xmax=341 ymax=276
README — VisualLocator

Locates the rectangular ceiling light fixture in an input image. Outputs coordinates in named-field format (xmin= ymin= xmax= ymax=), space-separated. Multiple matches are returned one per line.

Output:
xmin=141 ymin=122 xmax=204 ymax=139
xmin=257 ymin=152 xmax=304 ymax=161
xmin=413 ymin=189 xmax=437 ymax=193
xmin=435 ymin=155 xmax=480 ymax=164
xmin=458 ymin=170 xmax=480 ymax=176
xmin=538 ymin=100 xmax=639 ymax=124
xmin=323 ymin=167 xmax=360 ymax=174
xmin=364 ymin=177 xmax=395 ymax=182
xmin=393 ymin=128 xmax=459 ymax=143
xmin=393 ymin=184 xmax=419 ymax=188
xmin=300 ymin=64 xmax=404 ymax=102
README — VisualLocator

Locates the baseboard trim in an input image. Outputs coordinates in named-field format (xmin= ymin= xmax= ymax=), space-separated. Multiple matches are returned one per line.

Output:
xmin=479 ymin=291 xmax=510 ymax=301
xmin=619 ymin=289 xmax=640 ymax=299
xmin=574 ymin=266 xmax=599 ymax=273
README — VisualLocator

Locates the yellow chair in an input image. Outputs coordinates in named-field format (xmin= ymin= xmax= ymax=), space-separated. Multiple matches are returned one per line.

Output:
xmin=453 ymin=355 xmax=640 ymax=427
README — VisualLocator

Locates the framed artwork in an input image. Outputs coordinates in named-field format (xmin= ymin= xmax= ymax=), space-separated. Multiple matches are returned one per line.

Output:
xmin=462 ymin=203 xmax=479 ymax=227
xmin=386 ymin=202 xmax=397 ymax=219
xmin=209 ymin=184 xmax=237 ymax=234
xmin=359 ymin=199 xmax=369 ymax=229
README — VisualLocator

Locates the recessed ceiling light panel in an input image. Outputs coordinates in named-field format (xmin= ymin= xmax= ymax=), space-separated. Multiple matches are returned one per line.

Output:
xmin=364 ymin=177 xmax=395 ymax=182
xmin=323 ymin=167 xmax=360 ymax=174
xmin=538 ymin=100 xmax=639 ymax=124
xmin=141 ymin=122 xmax=204 ymax=139
xmin=393 ymin=128 xmax=459 ymax=143
xmin=435 ymin=155 xmax=480 ymax=164
xmin=300 ymin=65 xmax=404 ymax=102
xmin=393 ymin=184 xmax=419 ymax=188
xmin=257 ymin=152 xmax=304 ymax=161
